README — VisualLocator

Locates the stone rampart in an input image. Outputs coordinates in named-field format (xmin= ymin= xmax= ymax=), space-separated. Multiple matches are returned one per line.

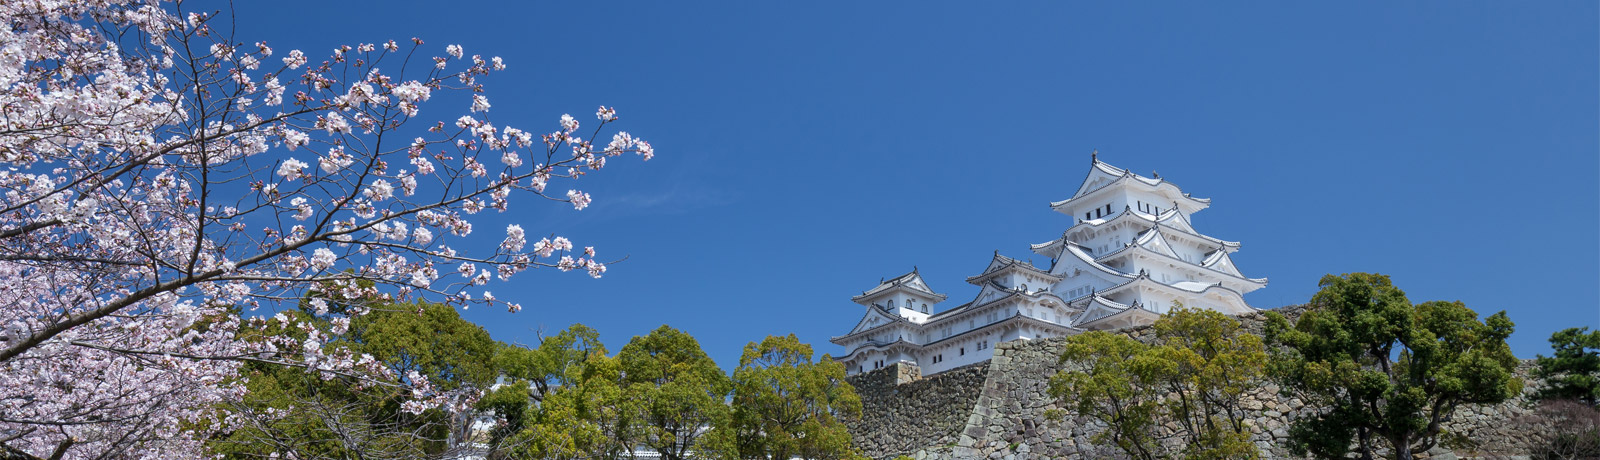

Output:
xmin=845 ymin=308 xmax=1552 ymax=460
xmin=845 ymin=361 xmax=989 ymax=457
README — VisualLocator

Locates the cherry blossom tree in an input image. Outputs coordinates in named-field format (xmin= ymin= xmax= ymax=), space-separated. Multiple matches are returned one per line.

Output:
xmin=0 ymin=1 xmax=652 ymax=458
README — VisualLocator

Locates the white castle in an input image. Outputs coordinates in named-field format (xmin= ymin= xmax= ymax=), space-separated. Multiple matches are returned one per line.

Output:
xmin=832 ymin=155 xmax=1267 ymax=376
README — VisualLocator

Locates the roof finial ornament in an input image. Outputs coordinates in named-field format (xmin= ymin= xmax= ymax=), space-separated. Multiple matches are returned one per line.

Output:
xmin=1091 ymin=149 xmax=1098 ymax=163
xmin=1152 ymin=170 xmax=1159 ymax=179
xmin=912 ymin=265 xmax=918 ymax=274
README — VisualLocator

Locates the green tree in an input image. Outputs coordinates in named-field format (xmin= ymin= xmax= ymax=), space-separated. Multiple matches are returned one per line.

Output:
xmin=476 ymin=326 xmax=608 ymax=458
xmin=516 ymin=352 xmax=634 ymax=460
xmin=212 ymin=301 xmax=500 ymax=459
xmin=719 ymin=334 xmax=863 ymax=460
xmin=489 ymin=324 xmax=635 ymax=460
xmin=1264 ymin=273 xmax=1522 ymax=460
xmin=1151 ymin=307 xmax=1265 ymax=460
xmin=352 ymin=301 xmax=500 ymax=392
xmin=619 ymin=325 xmax=733 ymax=460
xmin=1535 ymin=327 xmax=1600 ymax=406
xmin=1049 ymin=330 xmax=1168 ymax=460
xmin=1048 ymin=306 xmax=1264 ymax=460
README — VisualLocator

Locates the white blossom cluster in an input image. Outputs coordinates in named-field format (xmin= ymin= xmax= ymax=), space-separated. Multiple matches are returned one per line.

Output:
xmin=0 ymin=1 xmax=655 ymax=458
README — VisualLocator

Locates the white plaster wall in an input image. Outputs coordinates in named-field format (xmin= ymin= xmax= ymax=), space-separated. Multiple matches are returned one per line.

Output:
xmin=917 ymin=335 xmax=993 ymax=375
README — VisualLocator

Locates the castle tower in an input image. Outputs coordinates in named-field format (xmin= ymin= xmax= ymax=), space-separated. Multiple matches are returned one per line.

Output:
xmin=833 ymin=155 xmax=1266 ymax=376
xmin=1030 ymin=157 xmax=1266 ymax=326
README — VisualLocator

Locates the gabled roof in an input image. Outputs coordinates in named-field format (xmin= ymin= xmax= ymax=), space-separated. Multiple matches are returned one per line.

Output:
xmin=1147 ymin=211 xmax=1240 ymax=251
xmin=852 ymin=268 xmax=948 ymax=305
xmin=1070 ymin=294 xmax=1133 ymax=323
xmin=830 ymin=308 xmax=916 ymax=345
xmin=1037 ymin=206 xmax=1239 ymax=257
xmin=831 ymin=337 xmax=920 ymax=362
xmin=965 ymin=251 xmax=1064 ymax=285
xmin=929 ymin=279 xmax=1072 ymax=324
xmin=1065 ymin=158 xmax=1136 ymax=200
xmin=1202 ymin=250 xmax=1245 ymax=277
xmin=1047 ymin=241 xmax=1136 ymax=280
xmin=843 ymin=303 xmax=905 ymax=336
xmin=1097 ymin=272 xmax=1250 ymax=301
xmin=1051 ymin=158 xmax=1212 ymax=215
xmin=1134 ymin=226 xmax=1181 ymax=259
xmin=1092 ymin=237 xmax=1267 ymax=290
xmin=1074 ymin=295 xmax=1161 ymax=331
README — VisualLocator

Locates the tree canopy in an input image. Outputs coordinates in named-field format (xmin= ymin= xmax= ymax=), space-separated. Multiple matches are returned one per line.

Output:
xmin=618 ymin=325 xmax=732 ymax=460
xmin=1264 ymin=273 xmax=1521 ymax=460
xmin=719 ymin=334 xmax=864 ymax=460
xmin=214 ymin=301 xmax=499 ymax=459
xmin=1049 ymin=306 xmax=1264 ymax=460
xmin=1535 ymin=327 xmax=1600 ymax=406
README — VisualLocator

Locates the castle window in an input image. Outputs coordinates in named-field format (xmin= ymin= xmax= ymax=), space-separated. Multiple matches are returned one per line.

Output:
xmin=1105 ymin=204 xmax=1112 ymax=215
xmin=1085 ymin=212 xmax=1091 ymax=220
xmin=960 ymin=347 xmax=965 ymax=356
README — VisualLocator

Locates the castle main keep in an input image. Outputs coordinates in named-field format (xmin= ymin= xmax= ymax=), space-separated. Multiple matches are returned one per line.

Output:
xmin=832 ymin=154 xmax=1267 ymax=376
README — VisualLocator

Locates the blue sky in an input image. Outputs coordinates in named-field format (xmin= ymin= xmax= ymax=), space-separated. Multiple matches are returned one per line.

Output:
xmin=234 ymin=2 xmax=1597 ymax=366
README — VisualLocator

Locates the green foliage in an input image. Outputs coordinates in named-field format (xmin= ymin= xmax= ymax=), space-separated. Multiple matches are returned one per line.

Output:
xmin=492 ymin=324 xmax=634 ymax=460
xmin=354 ymin=301 xmax=499 ymax=391
xmin=1048 ymin=306 xmax=1264 ymax=460
xmin=216 ymin=315 xmax=860 ymax=460
xmin=719 ymin=334 xmax=865 ymax=460
xmin=1050 ymin=330 xmax=1167 ymax=459
xmin=1534 ymin=327 xmax=1600 ymax=406
xmin=212 ymin=301 xmax=499 ymax=459
xmin=1264 ymin=273 xmax=1522 ymax=460
xmin=1151 ymin=307 xmax=1265 ymax=460
xmin=618 ymin=325 xmax=732 ymax=460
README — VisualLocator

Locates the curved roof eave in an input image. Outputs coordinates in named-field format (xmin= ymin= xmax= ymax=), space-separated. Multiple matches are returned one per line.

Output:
xmin=832 ymin=308 xmax=915 ymax=344
xmin=1059 ymin=242 xmax=1136 ymax=279
xmin=832 ymin=339 xmax=921 ymax=361
xmin=1056 ymin=207 xmax=1239 ymax=252
xmin=852 ymin=271 xmax=949 ymax=304
xmin=965 ymin=255 xmax=1065 ymax=285
xmin=921 ymin=315 xmax=1081 ymax=348
xmin=1100 ymin=274 xmax=1252 ymax=301
xmin=1076 ymin=304 xmax=1161 ymax=330
xmin=1155 ymin=211 xmax=1241 ymax=248
xmin=1062 ymin=159 xmax=1130 ymax=200
xmin=1051 ymin=167 xmax=1213 ymax=212
xmin=1093 ymin=244 xmax=1266 ymax=289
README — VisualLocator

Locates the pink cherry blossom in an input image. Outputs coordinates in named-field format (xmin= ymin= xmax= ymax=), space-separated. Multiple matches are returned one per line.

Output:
xmin=0 ymin=2 xmax=655 ymax=458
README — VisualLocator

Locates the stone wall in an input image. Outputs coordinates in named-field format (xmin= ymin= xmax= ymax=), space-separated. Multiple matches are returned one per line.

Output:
xmin=846 ymin=308 xmax=1553 ymax=460
xmin=845 ymin=361 xmax=989 ymax=458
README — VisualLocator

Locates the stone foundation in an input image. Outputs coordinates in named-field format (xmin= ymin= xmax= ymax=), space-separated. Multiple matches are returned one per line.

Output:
xmin=844 ymin=308 xmax=1551 ymax=460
